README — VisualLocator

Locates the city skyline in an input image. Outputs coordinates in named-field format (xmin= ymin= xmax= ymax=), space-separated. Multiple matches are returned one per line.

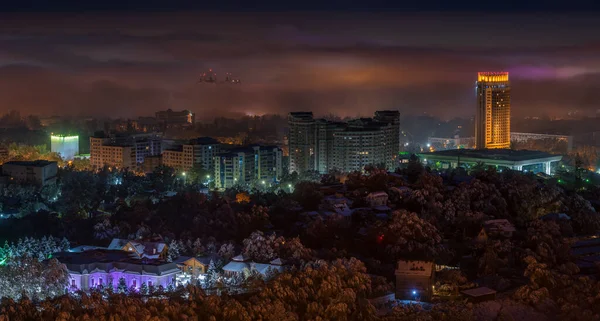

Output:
xmin=0 ymin=13 xmax=599 ymax=120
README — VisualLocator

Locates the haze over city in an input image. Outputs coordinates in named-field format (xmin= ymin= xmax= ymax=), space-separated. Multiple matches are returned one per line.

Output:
xmin=1 ymin=12 xmax=599 ymax=120
xmin=2 ymin=1 xmax=600 ymax=320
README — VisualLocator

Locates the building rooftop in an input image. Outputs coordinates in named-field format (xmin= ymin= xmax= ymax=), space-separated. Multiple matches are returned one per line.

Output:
xmin=107 ymin=238 xmax=167 ymax=259
xmin=483 ymin=219 xmax=516 ymax=233
xmin=3 ymin=160 xmax=57 ymax=167
xmin=53 ymin=249 xmax=179 ymax=275
xmin=420 ymin=149 xmax=560 ymax=162
xmin=395 ymin=260 xmax=434 ymax=276
xmin=188 ymin=137 xmax=219 ymax=145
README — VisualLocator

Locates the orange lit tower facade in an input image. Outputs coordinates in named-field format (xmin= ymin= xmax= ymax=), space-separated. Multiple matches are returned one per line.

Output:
xmin=475 ymin=72 xmax=511 ymax=149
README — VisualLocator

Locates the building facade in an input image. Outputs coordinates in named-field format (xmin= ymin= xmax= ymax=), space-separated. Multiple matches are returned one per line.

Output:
xmin=90 ymin=133 xmax=161 ymax=169
xmin=1 ymin=160 xmax=58 ymax=186
xmin=475 ymin=72 xmax=511 ymax=149
xmin=213 ymin=145 xmax=283 ymax=190
xmin=50 ymin=135 xmax=79 ymax=160
xmin=90 ymin=136 xmax=136 ymax=169
xmin=288 ymin=111 xmax=400 ymax=174
xmin=55 ymin=250 xmax=180 ymax=292
xmin=395 ymin=260 xmax=434 ymax=301
xmin=161 ymin=137 xmax=221 ymax=171
xmin=288 ymin=112 xmax=316 ymax=174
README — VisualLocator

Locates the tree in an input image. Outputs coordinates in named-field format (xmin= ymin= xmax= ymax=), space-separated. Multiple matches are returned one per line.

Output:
xmin=373 ymin=210 xmax=442 ymax=261
xmin=0 ymin=256 xmax=69 ymax=300
xmin=405 ymin=154 xmax=424 ymax=184
xmin=242 ymin=231 xmax=284 ymax=262
xmin=292 ymin=181 xmax=323 ymax=210
xmin=192 ymin=238 xmax=205 ymax=256
xmin=235 ymin=192 xmax=251 ymax=204
xmin=117 ymin=277 xmax=128 ymax=294
xmin=204 ymin=260 xmax=220 ymax=289
xmin=218 ymin=243 xmax=236 ymax=261
xmin=93 ymin=218 xmax=120 ymax=240
xmin=166 ymin=240 xmax=181 ymax=262
xmin=140 ymin=282 xmax=149 ymax=295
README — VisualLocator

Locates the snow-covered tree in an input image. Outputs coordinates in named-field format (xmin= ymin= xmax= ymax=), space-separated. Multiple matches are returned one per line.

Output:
xmin=242 ymin=231 xmax=284 ymax=262
xmin=93 ymin=218 xmax=119 ymax=240
xmin=117 ymin=277 xmax=128 ymax=294
xmin=166 ymin=240 xmax=180 ymax=262
xmin=192 ymin=238 xmax=205 ymax=256
xmin=0 ymin=236 xmax=70 ymax=264
xmin=139 ymin=282 xmax=149 ymax=295
xmin=204 ymin=260 xmax=220 ymax=289
xmin=217 ymin=242 xmax=235 ymax=261
xmin=0 ymin=256 xmax=69 ymax=300
xmin=375 ymin=210 xmax=442 ymax=261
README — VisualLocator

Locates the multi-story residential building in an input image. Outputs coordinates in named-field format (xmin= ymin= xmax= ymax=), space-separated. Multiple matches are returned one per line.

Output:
xmin=315 ymin=119 xmax=345 ymax=174
xmin=90 ymin=132 xmax=161 ymax=169
xmin=288 ymin=112 xmax=316 ymax=174
xmin=90 ymin=136 xmax=136 ymax=169
xmin=155 ymin=109 xmax=195 ymax=128
xmin=213 ymin=151 xmax=242 ymax=190
xmin=255 ymin=145 xmax=283 ymax=182
xmin=1 ymin=160 xmax=58 ymax=186
xmin=213 ymin=145 xmax=283 ymax=190
xmin=287 ymin=110 xmax=400 ymax=174
xmin=54 ymin=249 xmax=180 ymax=292
xmin=142 ymin=155 xmax=162 ymax=173
xmin=475 ymin=72 xmax=511 ymax=149
xmin=161 ymin=137 xmax=221 ymax=171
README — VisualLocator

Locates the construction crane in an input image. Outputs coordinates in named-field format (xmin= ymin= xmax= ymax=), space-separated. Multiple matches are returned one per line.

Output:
xmin=197 ymin=69 xmax=240 ymax=84
xmin=225 ymin=72 xmax=241 ymax=84
xmin=197 ymin=69 xmax=217 ymax=83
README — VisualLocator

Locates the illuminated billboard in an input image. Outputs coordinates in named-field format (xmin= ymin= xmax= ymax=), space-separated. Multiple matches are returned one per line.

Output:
xmin=51 ymin=135 xmax=79 ymax=160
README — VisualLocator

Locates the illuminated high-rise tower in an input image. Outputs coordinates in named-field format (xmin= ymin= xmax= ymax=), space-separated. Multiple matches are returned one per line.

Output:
xmin=475 ymin=72 xmax=511 ymax=149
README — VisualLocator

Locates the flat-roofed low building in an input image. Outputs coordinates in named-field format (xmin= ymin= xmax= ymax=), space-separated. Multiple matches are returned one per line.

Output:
xmin=461 ymin=287 xmax=497 ymax=303
xmin=1 ymin=160 xmax=58 ymax=186
xmin=477 ymin=219 xmax=516 ymax=242
xmin=395 ymin=260 xmax=434 ymax=301
xmin=419 ymin=149 xmax=562 ymax=175
xmin=222 ymin=254 xmax=285 ymax=279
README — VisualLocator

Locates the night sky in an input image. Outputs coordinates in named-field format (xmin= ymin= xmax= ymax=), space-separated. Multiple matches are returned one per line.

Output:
xmin=1 ymin=1 xmax=599 ymax=120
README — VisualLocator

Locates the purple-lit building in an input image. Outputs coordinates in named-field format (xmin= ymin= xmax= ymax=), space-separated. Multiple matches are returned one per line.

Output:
xmin=54 ymin=249 xmax=180 ymax=292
